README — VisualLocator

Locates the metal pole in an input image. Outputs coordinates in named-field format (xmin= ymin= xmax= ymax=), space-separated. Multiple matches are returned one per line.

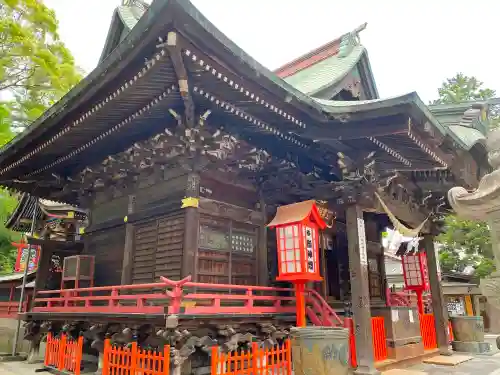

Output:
xmin=12 ymin=204 xmax=38 ymax=356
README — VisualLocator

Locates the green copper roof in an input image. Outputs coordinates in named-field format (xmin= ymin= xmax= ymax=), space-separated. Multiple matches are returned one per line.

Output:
xmin=429 ymin=102 xmax=488 ymax=150
xmin=99 ymin=1 xmax=148 ymax=63
xmin=117 ymin=2 xmax=145 ymax=30
xmin=312 ymin=92 xmax=446 ymax=136
xmin=446 ymin=125 xmax=485 ymax=150
xmin=283 ymin=45 xmax=366 ymax=96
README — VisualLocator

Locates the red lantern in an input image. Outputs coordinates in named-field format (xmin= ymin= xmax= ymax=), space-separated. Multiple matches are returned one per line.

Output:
xmin=401 ymin=252 xmax=429 ymax=314
xmin=267 ymin=200 xmax=326 ymax=326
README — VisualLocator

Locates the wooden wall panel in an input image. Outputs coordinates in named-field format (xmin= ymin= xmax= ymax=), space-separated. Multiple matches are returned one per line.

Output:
xmin=132 ymin=220 xmax=157 ymax=284
xmin=155 ymin=214 xmax=184 ymax=280
xmin=91 ymin=195 xmax=128 ymax=225
xmin=84 ymin=226 xmax=125 ymax=286
xmin=131 ymin=212 xmax=184 ymax=284
xmin=135 ymin=173 xmax=187 ymax=211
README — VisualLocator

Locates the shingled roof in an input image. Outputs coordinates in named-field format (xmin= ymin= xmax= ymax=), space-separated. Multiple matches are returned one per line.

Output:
xmin=274 ymin=23 xmax=378 ymax=100
xmin=99 ymin=0 xmax=149 ymax=63
xmin=429 ymin=102 xmax=488 ymax=152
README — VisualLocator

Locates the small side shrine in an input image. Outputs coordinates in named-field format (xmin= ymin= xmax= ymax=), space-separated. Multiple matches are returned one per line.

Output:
xmin=1 ymin=194 xmax=87 ymax=297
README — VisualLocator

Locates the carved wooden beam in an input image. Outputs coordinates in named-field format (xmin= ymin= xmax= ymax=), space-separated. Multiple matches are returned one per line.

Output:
xmin=165 ymin=32 xmax=195 ymax=129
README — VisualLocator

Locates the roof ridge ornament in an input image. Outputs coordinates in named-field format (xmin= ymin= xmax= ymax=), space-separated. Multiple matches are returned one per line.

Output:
xmin=337 ymin=22 xmax=367 ymax=58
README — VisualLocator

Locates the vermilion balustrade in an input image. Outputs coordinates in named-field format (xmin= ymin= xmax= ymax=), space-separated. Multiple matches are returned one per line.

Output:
xmin=32 ymin=276 xmax=342 ymax=325
xmin=0 ymin=302 xmax=21 ymax=318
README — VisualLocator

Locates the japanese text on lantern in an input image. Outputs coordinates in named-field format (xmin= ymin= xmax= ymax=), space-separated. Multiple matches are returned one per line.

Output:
xmin=304 ymin=226 xmax=315 ymax=272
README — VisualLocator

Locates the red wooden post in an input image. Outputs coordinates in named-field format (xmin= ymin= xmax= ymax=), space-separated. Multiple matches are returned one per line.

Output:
xmin=416 ymin=289 xmax=424 ymax=315
xmin=211 ymin=346 xmax=218 ymax=375
xmin=74 ymin=336 xmax=83 ymax=375
xmin=102 ymin=339 xmax=110 ymax=375
xmin=130 ymin=341 xmax=138 ymax=375
xmin=162 ymin=344 xmax=170 ymax=375
xmin=295 ymin=282 xmax=306 ymax=327
xmin=58 ymin=335 xmax=66 ymax=371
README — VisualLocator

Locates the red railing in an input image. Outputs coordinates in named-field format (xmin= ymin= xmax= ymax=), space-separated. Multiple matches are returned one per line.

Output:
xmin=448 ymin=320 xmax=454 ymax=342
xmin=306 ymin=289 xmax=343 ymax=326
xmin=0 ymin=302 xmax=22 ymax=317
xmin=419 ymin=313 xmax=437 ymax=350
xmin=386 ymin=289 xmax=431 ymax=310
xmin=371 ymin=317 xmax=388 ymax=362
xmin=32 ymin=276 xmax=342 ymax=325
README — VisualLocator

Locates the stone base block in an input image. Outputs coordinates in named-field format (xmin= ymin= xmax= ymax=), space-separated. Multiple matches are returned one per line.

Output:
xmin=0 ymin=353 xmax=27 ymax=362
xmin=382 ymin=370 xmax=427 ymax=375
xmin=452 ymin=340 xmax=491 ymax=353
xmin=387 ymin=342 xmax=424 ymax=361
xmin=423 ymin=355 xmax=473 ymax=366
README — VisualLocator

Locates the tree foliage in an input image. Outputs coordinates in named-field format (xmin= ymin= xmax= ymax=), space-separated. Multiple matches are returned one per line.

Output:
xmin=436 ymin=215 xmax=494 ymax=278
xmin=0 ymin=0 xmax=82 ymax=131
xmin=434 ymin=73 xmax=497 ymax=278
xmin=0 ymin=0 xmax=82 ymax=273
xmin=432 ymin=72 xmax=499 ymax=128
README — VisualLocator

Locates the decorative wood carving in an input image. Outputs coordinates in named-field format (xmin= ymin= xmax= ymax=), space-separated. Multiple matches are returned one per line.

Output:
xmin=198 ymin=197 xmax=264 ymax=225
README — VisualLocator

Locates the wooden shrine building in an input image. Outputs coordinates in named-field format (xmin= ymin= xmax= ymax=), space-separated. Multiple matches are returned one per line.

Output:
xmin=0 ymin=0 xmax=491 ymax=372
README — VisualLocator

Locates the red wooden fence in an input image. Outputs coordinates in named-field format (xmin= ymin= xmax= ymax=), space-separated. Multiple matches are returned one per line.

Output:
xmin=371 ymin=317 xmax=388 ymax=362
xmin=448 ymin=320 xmax=454 ymax=342
xmin=344 ymin=318 xmax=357 ymax=368
xmin=44 ymin=334 xmax=83 ymax=375
xmin=103 ymin=339 xmax=170 ymax=375
xmin=419 ymin=313 xmax=437 ymax=350
xmin=211 ymin=340 xmax=291 ymax=375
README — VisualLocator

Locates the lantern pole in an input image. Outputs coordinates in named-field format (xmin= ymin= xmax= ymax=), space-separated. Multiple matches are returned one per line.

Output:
xmin=295 ymin=281 xmax=306 ymax=327
xmin=416 ymin=289 xmax=424 ymax=315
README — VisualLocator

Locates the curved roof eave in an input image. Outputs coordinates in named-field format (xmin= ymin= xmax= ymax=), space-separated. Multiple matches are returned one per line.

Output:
xmin=313 ymin=92 xmax=447 ymax=136
xmin=446 ymin=125 xmax=486 ymax=151
xmin=0 ymin=0 xmax=330 ymax=168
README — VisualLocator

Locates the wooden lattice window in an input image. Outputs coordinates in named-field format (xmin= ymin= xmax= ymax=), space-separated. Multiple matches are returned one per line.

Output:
xmin=198 ymin=216 xmax=257 ymax=285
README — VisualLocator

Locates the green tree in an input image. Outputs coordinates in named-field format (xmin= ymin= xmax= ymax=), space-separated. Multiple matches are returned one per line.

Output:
xmin=432 ymin=73 xmax=496 ymax=104
xmin=432 ymin=72 xmax=499 ymax=128
xmin=436 ymin=215 xmax=493 ymax=276
xmin=434 ymin=73 xmax=497 ymax=278
xmin=0 ymin=0 xmax=82 ymax=131
xmin=0 ymin=0 xmax=82 ymax=273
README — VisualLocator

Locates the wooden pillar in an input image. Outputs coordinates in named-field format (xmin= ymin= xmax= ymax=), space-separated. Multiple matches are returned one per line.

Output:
xmin=473 ymin=295 xmax=482 ymax=316
xmin=33 ymin=246 xmax=52 ymax=295
xmin=181 ymin=172 xmax=200 ymax=280
xmin=346 ymin=205 xmax=379 ymax=375
xmin=121 ymin=194 xmax=136 ymax=284
xmin=257 ymin=192 xmax=268 ymax=286
xmin=423 ymin=233 xmax=452 ymax=355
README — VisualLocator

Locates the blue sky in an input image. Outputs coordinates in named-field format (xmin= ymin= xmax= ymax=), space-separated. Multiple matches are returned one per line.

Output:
xmin=44 ymin=0 xmax=500 ymax=103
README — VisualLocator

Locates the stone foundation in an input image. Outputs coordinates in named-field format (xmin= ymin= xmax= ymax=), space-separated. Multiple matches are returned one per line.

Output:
xmin=371 ymin=307 xmax=424 ymax=360
xmin=387 ymin=342 xmax=424 ymax=361
xmin=0 ymin=318 xmax=45 ymax=358
xmin=451 ymin=340 xmax=491 ymax=354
